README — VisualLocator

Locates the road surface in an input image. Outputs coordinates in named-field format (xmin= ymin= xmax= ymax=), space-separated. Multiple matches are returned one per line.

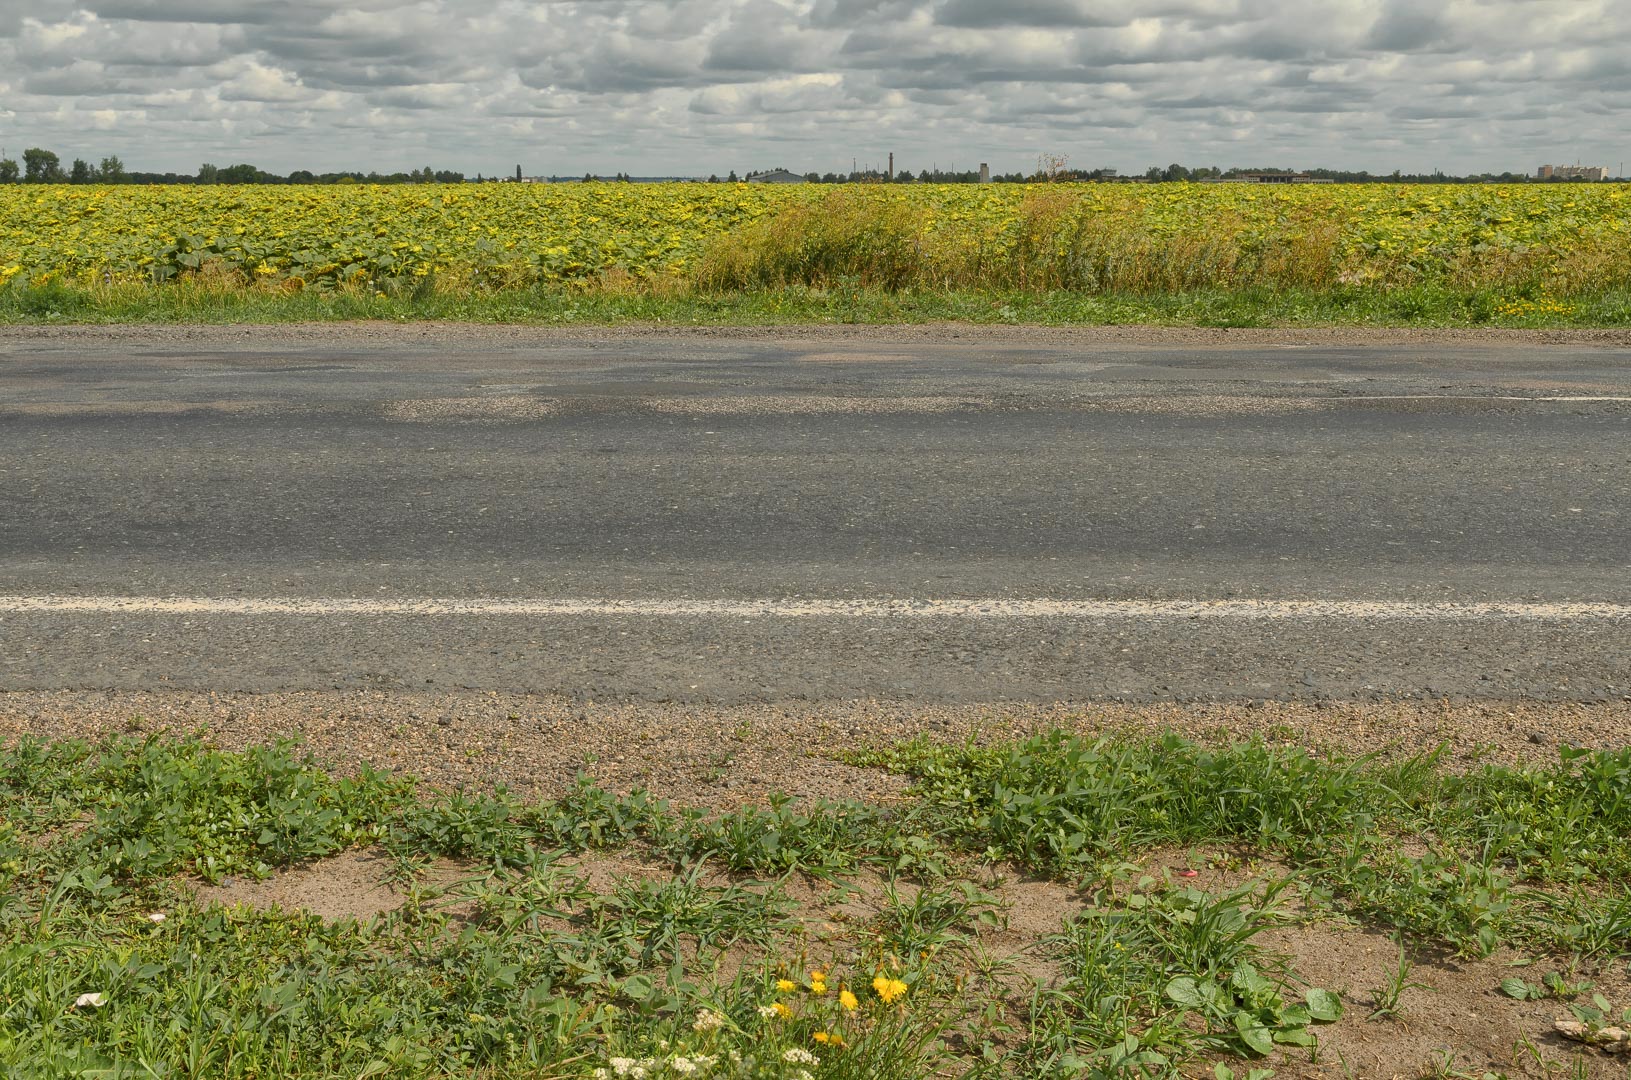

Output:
xmin=2 ymin=325 xmax=1627 ymax=702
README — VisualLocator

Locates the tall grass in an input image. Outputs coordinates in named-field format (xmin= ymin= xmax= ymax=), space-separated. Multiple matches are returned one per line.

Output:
xmin=695 ymin=186 xmax=1631 ymax=297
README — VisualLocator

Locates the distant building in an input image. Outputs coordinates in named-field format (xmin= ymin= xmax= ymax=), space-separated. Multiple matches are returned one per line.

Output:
xmin=1537 ymin=164 xmax=1608 ymax=181
xmin=979 ymin=163 xmax=990 ymax=184
xmin=1201 ymin=172 xmax=1333 ymax=184
xmin=746 ymin=169 xmax=807 ymax=183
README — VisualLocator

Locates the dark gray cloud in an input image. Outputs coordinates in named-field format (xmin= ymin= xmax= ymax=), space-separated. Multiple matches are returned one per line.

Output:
xmin=0 ymin=0 xmax=1625 ymax=176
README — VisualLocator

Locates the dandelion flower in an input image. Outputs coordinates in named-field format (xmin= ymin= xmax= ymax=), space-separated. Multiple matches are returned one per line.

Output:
xmin=839 ymin=989 xmax=859 ymax=1011
xmin=873 ymin=975 xmax=908 ymax=1003
xmin=773 ymin=1001 xmax=792 ymax=1019
xmin=776 ymin=979 xmax=798 ymax=993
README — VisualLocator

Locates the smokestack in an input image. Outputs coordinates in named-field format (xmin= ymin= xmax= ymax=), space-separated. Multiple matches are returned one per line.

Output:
xmin=888 ymin=152 xmax=893 ymax=180
xmin=515 ymin=164 xmax=522 ymax=182
xmin=979 ymin=163 xmax=990 ymax=184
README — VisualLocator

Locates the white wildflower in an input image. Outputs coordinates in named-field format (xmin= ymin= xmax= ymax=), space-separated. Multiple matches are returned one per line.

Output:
xmin=781 ymin=1048 xmax=819 ymax=1066
xmin=671 ymin=1058 xmax=698 ymax=1076
xmin=594 ymin=1071 xmax=610 ymax=1080
xmin=795 ymin=1072 xmax=814 ymax=1080
xmin=692 ymin=1008 xmax=725 ymax=1032
xmin=609 ymin=1058 xmax=636 ymax=1077
xmin=756 ymin=1004 xmax=780 ymax=1018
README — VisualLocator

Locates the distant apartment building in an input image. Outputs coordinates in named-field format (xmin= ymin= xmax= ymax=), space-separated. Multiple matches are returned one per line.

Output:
xmin=1537 ymin=164 xmax=1608 ymax=181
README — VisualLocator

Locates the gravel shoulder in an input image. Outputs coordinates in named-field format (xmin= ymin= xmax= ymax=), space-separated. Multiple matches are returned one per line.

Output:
xmin=5 ymin=321 xmax=1631 ymax=350
xmin=4 ymin=691 xmax=1626 ymax=805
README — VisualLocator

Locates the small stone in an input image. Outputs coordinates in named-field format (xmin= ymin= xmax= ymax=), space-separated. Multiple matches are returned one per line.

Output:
xmin=1528 ymin=731 xmax=1550 ymax=745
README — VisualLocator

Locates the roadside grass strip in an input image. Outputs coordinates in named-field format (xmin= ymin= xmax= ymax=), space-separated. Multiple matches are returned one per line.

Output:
xmin=1 ymin=732 xmax=1629 ymax=1078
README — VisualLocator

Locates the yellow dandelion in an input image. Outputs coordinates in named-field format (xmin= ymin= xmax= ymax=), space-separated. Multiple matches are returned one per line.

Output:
xmin=776 ymin=979 xmax=797 ymax=993
xmin=839 ymin=989 xmax=859 ymax=1011
xmin=873 ymin=975 xmax=908 ymax=1004
xmin=773 ymin=1001 xmax=792 ymax=1019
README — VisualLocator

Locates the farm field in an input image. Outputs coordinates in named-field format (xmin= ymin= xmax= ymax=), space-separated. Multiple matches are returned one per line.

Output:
xmin=2 ymin=182 xmax=1629 ymax=326
xmin=3 ymin=726 xmax=1630 ymax=1080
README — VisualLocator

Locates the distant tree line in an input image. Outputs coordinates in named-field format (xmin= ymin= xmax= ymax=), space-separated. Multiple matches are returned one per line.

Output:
xmin=0 ymin=145 xmax=1618 ymax=186
xmin=1136 ymin=164 xmax=1607 ymax=184
xmin=722 ymin=163 xmax=1621 ymax=185
xmin=0 ymin=148 xmax=465 ymax=184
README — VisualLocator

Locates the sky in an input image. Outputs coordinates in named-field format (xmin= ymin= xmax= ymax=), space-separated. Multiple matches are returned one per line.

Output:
xmin=1 ymin=0 xmax=1627 ymax=178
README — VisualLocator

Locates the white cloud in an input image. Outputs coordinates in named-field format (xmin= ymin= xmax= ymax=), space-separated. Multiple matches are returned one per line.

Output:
xmin=0 ymin=0 xmax=1624 ymax=175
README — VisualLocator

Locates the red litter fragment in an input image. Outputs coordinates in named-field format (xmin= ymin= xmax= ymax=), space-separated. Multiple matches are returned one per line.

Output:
xmin=1176 ymin=869 xmax=1199 ymax=878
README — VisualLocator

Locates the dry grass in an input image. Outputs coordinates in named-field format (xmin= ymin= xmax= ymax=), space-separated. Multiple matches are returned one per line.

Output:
xmin=692 ymin=186 xmax=1631 ymax=299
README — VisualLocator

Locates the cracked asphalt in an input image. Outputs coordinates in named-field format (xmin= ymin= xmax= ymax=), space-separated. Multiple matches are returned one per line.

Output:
xmin=2 ymin=324 xmax=1628 ymax=704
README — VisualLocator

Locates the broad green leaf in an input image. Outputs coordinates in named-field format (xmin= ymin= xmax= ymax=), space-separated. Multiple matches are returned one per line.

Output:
xmin=1165 ymin=977 xmax=1207 ymax=1008
xmin=1304 ymin=988 xmax=1343 ymax=1022
xmin=1500 ymin=977 xmax=1539 ymax=1001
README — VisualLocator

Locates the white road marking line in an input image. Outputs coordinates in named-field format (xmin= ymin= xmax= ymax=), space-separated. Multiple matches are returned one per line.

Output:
xmin=1 ymin=596 xmax=1628 ymax=620
xmin=1346 ymin=395 xmax=1631 ymax=403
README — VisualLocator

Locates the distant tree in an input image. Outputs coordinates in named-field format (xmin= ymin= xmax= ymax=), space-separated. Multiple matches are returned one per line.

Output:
xmin=708 ymin=174 xmax=719 ymax=183
xmin=1036 ymin=152 xmax=1069 ymax=181
xmin=288 ymin=169 xmax=315 ymax=183
xmin=584 ymin=172 xmax=594 ymax=182
xmin=215 ymin=163 xmax=262 ymax=184
xmin=1161 ymin=163 xmax=1191 ymax=182
xmin=0 ymin=159 xmax=19 ymax=183
xmin=197 ymin=162 xmax=219 ymax=183
xmin=23 ymin=148 xmax=63 ymax=183
xmin=727 ymin=169 xmax=738 ymax=182
xmin=98 ymin=155 xmax=126 ymax=183
xmin=69 ymin=158 xmax=92 ymax=183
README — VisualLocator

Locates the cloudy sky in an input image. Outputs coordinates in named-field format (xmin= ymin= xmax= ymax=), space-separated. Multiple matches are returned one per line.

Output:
xmin=1 ymin=0 xmax=1627 ymax=177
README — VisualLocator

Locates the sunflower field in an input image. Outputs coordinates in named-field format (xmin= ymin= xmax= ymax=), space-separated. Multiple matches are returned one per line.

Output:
xmin=1 ymin=181 xmax=1627 ymax=298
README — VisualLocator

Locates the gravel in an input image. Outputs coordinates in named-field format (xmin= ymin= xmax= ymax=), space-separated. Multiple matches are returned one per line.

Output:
xmin=5 ymin=321 xmax=1631 ymax=349
xmin=3 ymin=690 xmax=1626 ymax=806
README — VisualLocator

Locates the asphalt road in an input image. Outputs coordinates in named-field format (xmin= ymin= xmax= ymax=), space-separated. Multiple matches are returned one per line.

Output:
xmin=2 ymin=325 xmax=1628 ymax=702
